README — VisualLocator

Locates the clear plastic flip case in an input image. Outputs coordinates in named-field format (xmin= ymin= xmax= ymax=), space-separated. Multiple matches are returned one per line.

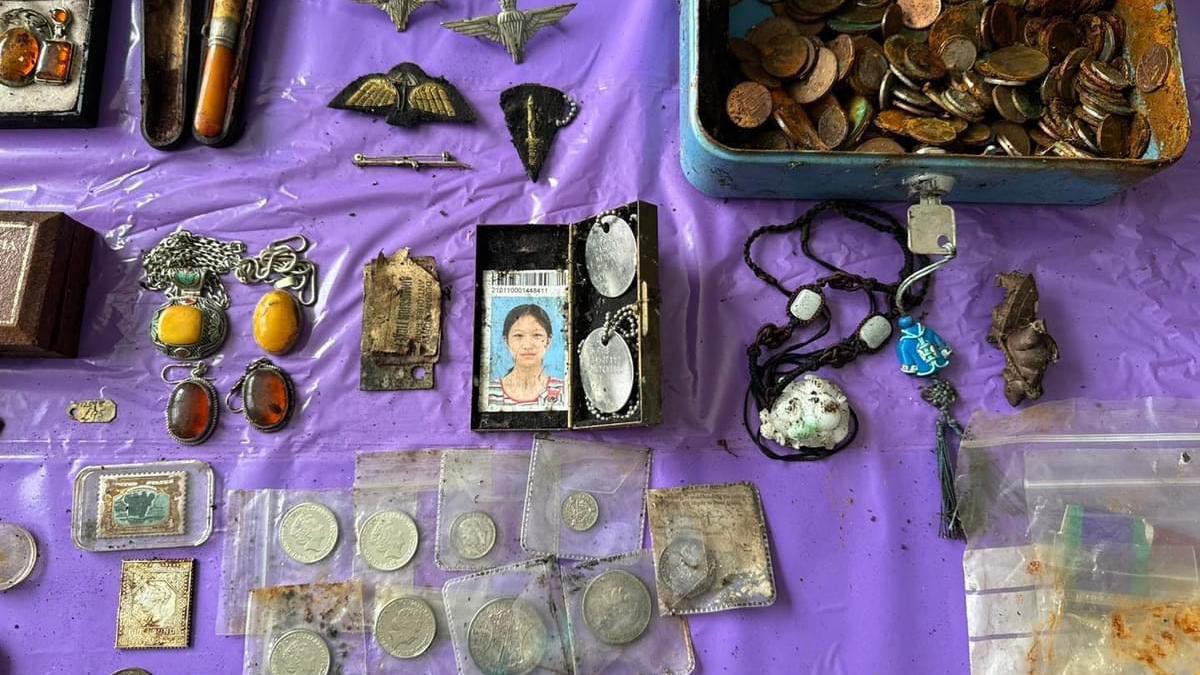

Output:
xmin=367 ymin=585 xmax=454 ymax=675
xmin=563 ymin=551 xmax=696 ymax=674
xmin=70 ymin=460 xmax=214 ymax=552
xmin=218 ymin=488 xmax=355 ymax=635
xmin=442 ymin=557 xmax=572 ymax=675
xmin=522 ymin=436 xmax=650 ymax=560
xmin=242 ymin=581 xmax=367 ymax=675
xmin=435 ymin=449 xmax=532 ymax=572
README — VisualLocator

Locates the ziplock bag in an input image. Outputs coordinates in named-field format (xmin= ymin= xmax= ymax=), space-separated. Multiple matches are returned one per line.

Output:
xmin=522 ymin=435 xmax=650 ymax=561
xmin=242 ymin=581 xmax=367 ymax=675
xmin=218 ymin=488 xmax=354 ymax=635
xmin=562 ymin=550 xmax=695 ymax=674
xmin=366 ymin=585 xmax=455 ymax=675
xmin=436 ymin=449 xmax=532 ymax=572
xmin=957 ymin=398 xmax=1200 ymax=675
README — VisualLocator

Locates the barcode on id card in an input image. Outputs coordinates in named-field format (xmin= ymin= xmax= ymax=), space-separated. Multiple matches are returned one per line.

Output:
xmin=486 ymin=269 xmax=568 ymax=296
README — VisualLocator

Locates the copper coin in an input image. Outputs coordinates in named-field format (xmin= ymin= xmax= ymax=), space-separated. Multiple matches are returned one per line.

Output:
xmin=874 ymin=109 xmax=912 ymax=135
xmin=747 ymin=127 xmax=795 ymax=151
xmin=928 ymin=2 xmax=982 ymax=53
xmin=938 ymin=36 xmax=977 ymax=74
xmin=900 ymin=41 xmax=947 ymax=81
xmin=1095 ymin=114 xmax=1128 ymax=159
xmin=790 ymin=47 xmax=838 ymax=104
xmin=746 ymin=17 xmax=799 ymax=51
xmin=1125 ymin=113 xmax=1151 ymax=159
xmin=1085 ymin=59 xmax=1131 ymax=91
xmin=897 ymin=0 xmax=940 ymax=30
xmin=762 ymin=34 xmax=811 ymax=78
xmin=986 ymin=3 xmax=1020 ymax=49
xmin=830 ymin=34 xmax=855 ymax=82
xmin=855 ymin=136 xmax=906 ymax=154
xmin=993 ymin=121 xmax=1031 ymax=156
xmin=817 ymin=102 xmax=850 ymax=150
xmin=1038 ymin=18 xmax=1080 ymax=63
xmin=1136 ymin=44 xmax=1170 ymax=94
xmin=903 ymin=117 xmax=957 ymax=145
xmin=740 ymin=59 xmax=781 ymax=88
xmin=849 ymin=37 xmax=888 ymax=96
xmin=976 ymin=46 xmax=1049 ymax=83
xmin=992 ymin=87 xmax=1030 ymax=123
xmin=772 ymin=93 xmax=825 ymax=150
xmin=727 ymin=82 xmax=773 ymax=129
xmin=959 ymin=122 xmax=993 ymax=147
xmin=729 ymin=39 xmax=761 ymax=64
xmin=1029 ymin=126 xmax=1057 ymax=150
xmin=880 ymin=4 xmax=906 ymax=39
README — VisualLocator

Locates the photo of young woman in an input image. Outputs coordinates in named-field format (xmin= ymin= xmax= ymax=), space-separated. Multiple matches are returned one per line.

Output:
xmin=485 ymin=304 xmax=566 ymax=411
xmin=479 ymin=269 xmax=570 ymax=414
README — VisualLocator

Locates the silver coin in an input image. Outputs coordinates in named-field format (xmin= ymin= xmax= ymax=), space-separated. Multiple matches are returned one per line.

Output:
xmin=450 ymin=511 xmax=497 ymax=560
xmin=112 ymin=670 xmax=152 ymax=675
xmin=467 ymin=597 xmax=548 ymax=675
xmin=579 ymin=329 xmax=634 ymax=414
xmin=358 ymin=510 xmax=419 ymax=572
xmin=0 ymin=523 xmax=36 ymax=591
xmin=375 ymin=595 xmax=437 ymax=659
xmin=658 ymin=535 xmax=712 ymax=601
xmin=561 ymin=491 xmax=599 ymax=532
xmin=268 ymin=628 xmax=331 ymax=675
xmin=585 ymin=215 xmax=638 ymax=298
xmin=279 ymin=502 xmax=339 ymax=565
xmin=582 ymin=569 xmax=652 ymax=645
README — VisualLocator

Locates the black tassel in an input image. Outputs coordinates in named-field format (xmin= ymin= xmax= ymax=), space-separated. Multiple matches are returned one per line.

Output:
xmin=920 ymin=378 xmax=965 ymax=540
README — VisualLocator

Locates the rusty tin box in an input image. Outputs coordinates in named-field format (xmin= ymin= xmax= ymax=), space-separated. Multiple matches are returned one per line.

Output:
xmin=680 ymin=0 xmax=1189 ymax=204
xmin=471 ymin=201 xmax=663 ymax=432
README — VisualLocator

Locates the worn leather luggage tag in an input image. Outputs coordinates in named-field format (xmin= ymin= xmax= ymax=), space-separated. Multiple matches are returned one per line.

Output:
xmin=360 ymin=248 xmax=442 ymax=391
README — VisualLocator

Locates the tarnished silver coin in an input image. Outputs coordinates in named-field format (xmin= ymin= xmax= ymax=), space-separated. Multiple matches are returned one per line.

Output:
xmin=658 ymin=535 xmax=712 ymax=602
xmin=375 ymin=596 xmax=437 ymax=659
xmin=585 ymin=215 xmax=638 ymax=298
xmin=561 ymin=491 xmax=599 ymax=532
xmin=467 ymin=597 xmax=548 ymax=675
xmin=579 ymin=329 xmax=634 ymax=414
xmin=450 ymin=511 xmax=497 ymax=560
xmin=583 ymin=569 xmax=652 ymax=645
xmin=0 ymin=523 xmax=37 ymax=591
xmin=279 ymin=502 xmax=339 ymax=565
xmin=359 ymin=510 xmax=419 ymax=571
xmin=268 ymin=628 xmax=331 ymax=675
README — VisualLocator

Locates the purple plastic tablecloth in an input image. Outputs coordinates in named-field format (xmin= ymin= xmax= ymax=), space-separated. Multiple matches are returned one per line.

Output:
xmin=2 ymin=1 xmax=1200 ymax=673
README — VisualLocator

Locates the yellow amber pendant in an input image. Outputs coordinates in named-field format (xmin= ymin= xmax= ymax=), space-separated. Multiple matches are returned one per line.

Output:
xmin=252 ymin=290 xmax=301 ymax=355
xmin=157 ymin=304 xmax=203 ymax=346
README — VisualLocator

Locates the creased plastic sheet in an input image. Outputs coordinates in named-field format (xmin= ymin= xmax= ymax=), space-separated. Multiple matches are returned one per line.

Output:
xmin=1 ymin=0 xmax=1200 ymax=673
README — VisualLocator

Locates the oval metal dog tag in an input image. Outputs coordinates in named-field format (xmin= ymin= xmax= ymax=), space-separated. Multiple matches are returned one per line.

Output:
xmin=579 ymin=329 xmax=635 ymax=414
xmin=585 ymin=215 xmax=638 ymax=298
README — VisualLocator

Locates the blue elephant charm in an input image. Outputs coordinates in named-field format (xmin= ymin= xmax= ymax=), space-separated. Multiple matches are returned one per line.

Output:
xmin=896 ymin=315 xmax=952 ymax=377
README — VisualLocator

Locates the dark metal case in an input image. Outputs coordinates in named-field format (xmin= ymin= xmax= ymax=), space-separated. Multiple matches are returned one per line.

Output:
xmin=140 ymin=0 xmax=201 ymax=149
xmin=471 ymin=201 xmax=663 ymax=432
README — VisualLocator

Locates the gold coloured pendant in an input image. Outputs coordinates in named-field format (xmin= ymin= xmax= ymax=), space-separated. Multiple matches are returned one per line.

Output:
xmin=149 ymin=269 xmax=228 ymax=360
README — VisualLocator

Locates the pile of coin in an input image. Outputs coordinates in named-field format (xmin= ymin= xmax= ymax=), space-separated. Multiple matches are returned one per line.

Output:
xmin=724 ymin=0 xmax=1168 ymax=158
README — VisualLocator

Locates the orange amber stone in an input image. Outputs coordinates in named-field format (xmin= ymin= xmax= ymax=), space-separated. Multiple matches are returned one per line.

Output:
xmin=35 ymin=41 xmax=73 ymax=85
xmin=0 ymin=28 xmax=40 ymax=87
xmin=167 ymin=381 xmax=216 ymax=444
xmin=243 ymin=368 xmax=292 ymax=431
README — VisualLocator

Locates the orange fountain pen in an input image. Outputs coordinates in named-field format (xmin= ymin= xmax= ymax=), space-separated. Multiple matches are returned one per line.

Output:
xmin=194 ymin=0 xmax=245 ymax=140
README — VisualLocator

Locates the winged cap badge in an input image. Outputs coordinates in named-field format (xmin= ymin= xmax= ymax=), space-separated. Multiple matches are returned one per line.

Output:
xmin=354 ymin=0 xmax=436 ymax=32
xmin=328 ymin=62 xmax=476 ymax=128
xmin=500 ymin=83 xmax=578 ymax=182
xmin=442 ymin=0 xmax=576 ymax=64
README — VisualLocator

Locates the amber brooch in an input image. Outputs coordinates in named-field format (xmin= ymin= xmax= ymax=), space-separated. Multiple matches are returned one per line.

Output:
xmin=328 ymin=62 xmax=475 ymax=128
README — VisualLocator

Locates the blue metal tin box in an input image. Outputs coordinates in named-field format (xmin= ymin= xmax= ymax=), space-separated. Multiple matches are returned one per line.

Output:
xmin=680 ymin=0 xmax=1189 ymax=204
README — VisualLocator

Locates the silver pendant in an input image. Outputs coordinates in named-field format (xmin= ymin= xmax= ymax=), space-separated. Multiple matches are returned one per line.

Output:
xmin=585 ymin=215 xmax=638 ymax=298
xmin=579 ymin=328 xmax=635 ymax=414
xmin=758 ymin=375 xmax=852 ymax=451
xmin=149 ymin=269 xmax=229 ymax=360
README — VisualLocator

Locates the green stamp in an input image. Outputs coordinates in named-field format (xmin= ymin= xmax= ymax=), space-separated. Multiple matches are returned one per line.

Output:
xmin=97 ymin=472 xmax=187 ymax=539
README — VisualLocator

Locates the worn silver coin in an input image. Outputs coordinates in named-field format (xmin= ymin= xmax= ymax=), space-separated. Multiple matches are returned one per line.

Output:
xmin=658 ymin=535 xmax=712 ymax=602
xmin=579 ymin=329 xmax=635 ymax=414
xmin=268 ymin=628 xmax=331 ymax=675
xmin=450 ymin=511 xmax=497 ymax=560
xmin=467 ymin=597 xmax=548 ymax=675
xmin=0 ymin=523 xmax=37 ymax=591
xmin=561 ymin=491 xmax=600 ymax=532
xmin=359 ymin=510 xmax=419 ymax=571
xmin=585 ymin=215 xmax=638 ymax=298
xmin=375 ymin=595 xmax=437 ymax=659
xmin=583 ymin=569 xmax=652 ymax=645
xmin=279 ymin=502 xmax=339 ymax=565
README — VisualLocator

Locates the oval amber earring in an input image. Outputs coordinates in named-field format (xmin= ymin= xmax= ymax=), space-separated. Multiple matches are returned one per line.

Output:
xmin=162 ymin=362 xmax=219 ymax=445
